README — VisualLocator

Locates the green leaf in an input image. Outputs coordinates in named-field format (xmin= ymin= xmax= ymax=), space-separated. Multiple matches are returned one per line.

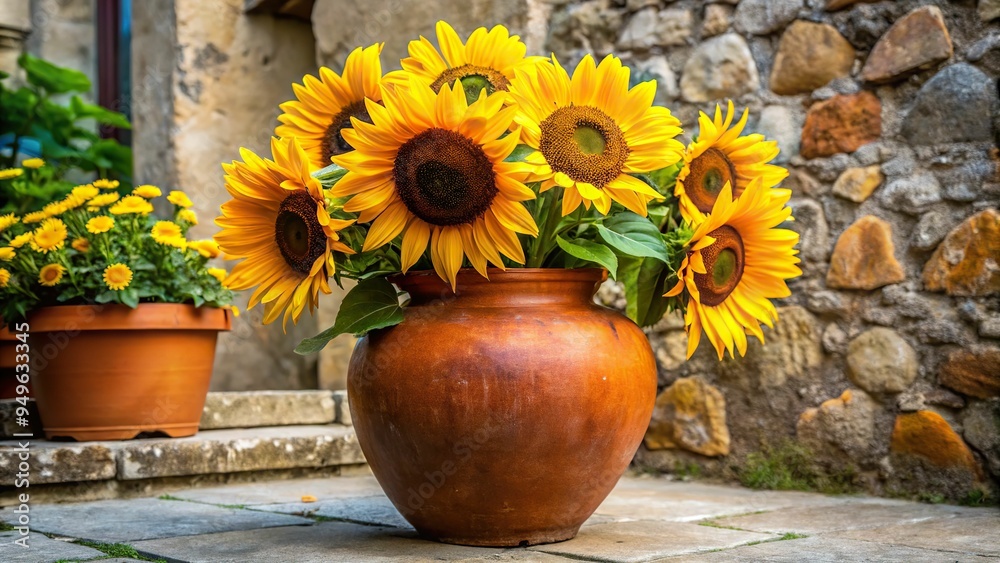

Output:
xmin=504 ymin=143 xmax=536 ymax=163
xmin=596 ymin=212 xmax=670 ymax=263
xmin=295 ymin=277 xmax=404 ymax=355
xmin=556 ymin=236 xmax=618 ymax=280
xmin=618 ymin=257 xmax=671 ymax=327
xmin=70 ymin=96 xmax=131 ymax=129
xmin=312 ymin=162 xmax=347 ymax=186
xmin=120 ymin=288 xmax=140 ymax=308
xmin=18 ymin=53 xmax=91 ymax=93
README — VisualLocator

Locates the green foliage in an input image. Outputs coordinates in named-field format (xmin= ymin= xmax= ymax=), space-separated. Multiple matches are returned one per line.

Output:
xmin=556 ymin=236 xmax=618 ymax=279
xmin=295 ymin=277 xmax=404 ymax=354
xmin=739 ymin=440 xmax=858 ymax=495
xmin=1 ymin=54 xmax=133 ymax=213
xmin=74 ymin=540 xmax=167 ymax=562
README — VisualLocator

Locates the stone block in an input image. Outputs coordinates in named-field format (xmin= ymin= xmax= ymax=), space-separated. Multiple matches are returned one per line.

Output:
xmin=861 ymin=6 xmax=952 ymax=84
xmin=333 ymin=389 xmax=352 ymax=426
xmin=0 ymin=531 xmax=105 ymax=563
xmin=889 ymin=410 xmax=984 ymax=499
xmin=257 ymin=495 xmax=411 ymax=528
xmin=200 ymin=391 xmax=336 ymax=430
xmin=939 ymin=348 xmax=1000 ymax=399
xmin=846 ymin=328 xmax=918 ymax=395
xmin=826 ymin=216 xmax=905 ymax=290
xmin=0 ymin=440 xmax=116 ymax=485
xmin=683 ymin=536 xmax=963 ymax=562
xmin=645 ymin=376 xmax=730 ymax=457
xmin=901 ymin=63 xmax=997 ymax=145
xmin=879 ymin=173 xmax=942 ymax=216
xmin=0 ymin=398 xmax=40 ymax=438
xmin=770 ymin=21 xmax=855 ymax=95
xmin=801 ymin=92 xmax=881 ymax=159
xmin=173 ymin=475 xmax=385 ymax=506
xmin=832 ymin=166 xmax=883 ymax=203
xmin=923 ymin=209 xmax=1000 ymax=297
xmin=797 ymin=389 xmax=878 ymax=470
xmin=733 ymin=0 xmax=802 ymax=35
xmin=833 ymin=514 xmax=1000 ymax=557
xmin=680 ymin=33 xmax=759 ymax=102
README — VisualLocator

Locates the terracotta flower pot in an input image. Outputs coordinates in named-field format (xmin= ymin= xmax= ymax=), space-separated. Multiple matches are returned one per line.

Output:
xmin=0 ymin=303 xmax=231 ymax=441
xmin=348 ymin=268 xmax=657 ymax=547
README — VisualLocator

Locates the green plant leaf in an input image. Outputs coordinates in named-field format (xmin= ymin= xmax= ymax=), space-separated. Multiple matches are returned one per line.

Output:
xmin=596 ymin=212 xmax=670 ymax=263
xmin=70 ymin=96 xmax=131 ymax=129
xmin=618 ymin=256 xmax=671 ymax=327
xmin=18 ymin=53 xmax=91 ymax=93
xmin=295 ymin=277 xmax=404 ymax=355
xmin=556 ymin=236 xmax=618 ymax=279
xmin=504 ymin=143 xmax=536 ymax=162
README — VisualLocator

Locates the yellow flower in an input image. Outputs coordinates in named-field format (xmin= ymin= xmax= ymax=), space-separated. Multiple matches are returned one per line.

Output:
xmin=61 ymin=193 xmax=89 ymax=211
xmin=21 ymin=211 xmax=47 ymax=224
xmin=666 ymin=178 xmax=801 ymax=360
xmin=386 ymin=21 xmax=541 ymax=101
xmin=71 ymin=237 xmax=90 ymax=253
xmin=189 ymin=239 xmax=220 ymax=258
xmin=0 ymin=268 xmax=9 ymax=288
xmin=207 ymin=267 xmax=227 ymax=283
xmin=216 ymin=137 xmax=354 ymax=327
xmin=133 ymin=185 xmax=162 ymax=198
xmin=21 ymin=158 xmax=44 ymax=169
xmin=86 ymin=216 xmax=115 ymax=234
xmin=167 ymin=190 xmax=193 ymax=208
xmin=38 ymin=263 xmax=65 ymax=286
xmin=9 ymin=233 xmax=32 ymax=248
xmin=229 ymin=305 xmax=241 ymax=317
xmin=332 ymin=77 xmax=537 ymax=289
xmin=178 ymin=209 xmax=198 ymax=225
xmin=93 ymin=178 xmax=120 ymax=190
xmin=0 ymin=247 xmax=14 ymax=261
xmin=0 ymin=213 xmax=18 ymax=232
xmin=42 ymin=200 xmax=67 ymax=217
xmin=0 ymin=168 xmax=24 ymax=180
xmin=151 ymin=221 xmax=187 ymax=249
xmin=675 ymin=101 xmax=790 ymax=225
xmin=31 ymin=218 xmax=68 ymax=253
xmin=110 ymin=195 xmax=154 ymax=215
xmin=71 ymin=184 xmax=100 ymax=200
xmin=509 ymin=54 xmax=684 ymax=216
xmin=87 ymin=192 xmax=120 ymax=209
xmin=276 ymin=43 xmax=385 ymax=170
xmin=103 ymin=263 xmax=133 ymax=291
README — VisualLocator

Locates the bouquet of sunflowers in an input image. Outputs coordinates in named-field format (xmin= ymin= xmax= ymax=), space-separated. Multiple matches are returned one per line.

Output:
xmin=0 ymin=172 xmax=233 ymax=321
xmin=215 ymin=21 xmax=801 ymax=360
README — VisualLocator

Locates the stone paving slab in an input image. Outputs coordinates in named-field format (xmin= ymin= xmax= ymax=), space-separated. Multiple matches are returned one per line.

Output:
xmin=665 ymin=535 xmax=983 ymax=562
xmin=132 ymin=520 xmax=571 ymax=562
xmin=172 ymin=475 xmax=385 ymax=506
xmin=708 ymin=502 xmax=991 ymax=535
xmin=257 ymin=494 xmax=412 ymax=528
xmin=0 ymin=441 xmax=117 ymax=485
xmin=530 ymin=520 xmax=775 ymax=562
xmin=0 ymin=531 xmax=105 ymax=562
xmin=0 ymin=498 xmax=312 ymax=543
xmin=832 ymin=513 xmax=1000 ymax=557
xmin=200 ymin=391 xmax=335 ymax=430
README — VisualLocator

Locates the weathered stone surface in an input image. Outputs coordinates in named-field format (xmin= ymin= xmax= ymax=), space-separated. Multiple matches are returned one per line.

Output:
xmin=797 ymin=389 xmax=878 ymax=470
xmin=878 ymin=173 xmax=942 ymax=216
xmin=258 ymin=495 xmax=410 ymax=528
xmin=787 ymin=199 xmax=829 ymax=261
xmin=0 ymin=398 xmax=40 ymax=438
xmin=861 ymin=6 xmax=952 ymax=84
xmin=833 ymin=515 xmax=1000 ymax=558
xmin=317 ymin=280 xmax=358 ymax=392
xmin=755 ymin=105 xmax=802 ymax=163
xmin=118 ymin=425 xmax=364 ymax=480
xmin=825 ymin=0 xmax=880 ymax=10
xmin=333 ymin=390 xmax=353 ymax=426
xmin=618 ymin=8 xmax=693 ymax=50
xmin=827 ymin=216 xmax=906 ymax=290
xmin=645 ymin=377 xmax=731 ymax=457
xmin=716 ymin=306 xmax=823 ymax=390
xmin=801 ymin=92 xmax=882 ymax=159
xmin=701 ymin=4 xmax=732 ymax=38
xmin=964 ymin=401 xmax=1000 ymax=477
xmin=846 ymin=328 xmax=919 ymax=394
xmin=733 ymin=0 xmax=802 ymax=35
xmin=684 ymin=536 xmax=966 ymax=563
xmin=0 ymin=441 xmax=115 ymax=485
xmin=633 ymin=55 xmax=679 ymax=105
xmin=901 ymin=63 xmax=998 ymax=146
xmin=680 ymin=33 xmax=759 ymax=102
xmin=910 ymin=211 xmax=951 ymax=252
xmin=981 ymin=0 xmax=1000 ymax=21
xmin=0 ymin=498 xmax=311 ymax=543
xmin=832 ymin=166 xmax=883 ymax=203
xmin=200 ymin=391 xmax=336 ymax=430
xmin=174 ymin=475 xmax=385 ymax=506
xmin=709 ymin=501 xmax=978 ymax=535
xmin=653 ymin=330 xmax=688 ymax=373
xmin=890 ymin=411 xmax=983 ymax=495
xmin=0 ymin=531 xmax=105 ymax=563
xmin=939 ymin=348 xmax=1000 ymax=399
xmin=923 ymin=209 xmax=1000 ymax=297
xmin=770 ymin=21 xmax=855 ymax=95
xmin=547 ymin=1 xmax=623 ymax=57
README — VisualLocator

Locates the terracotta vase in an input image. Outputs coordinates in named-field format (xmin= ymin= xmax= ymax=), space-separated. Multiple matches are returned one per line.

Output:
xmin=348 ymin=268 xmax=657 ymax=547
xmin=0 ymin=303 xmax=231 ymax=441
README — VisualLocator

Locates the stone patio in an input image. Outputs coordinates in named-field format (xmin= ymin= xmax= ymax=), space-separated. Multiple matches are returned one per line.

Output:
xmin=1 ymin=473 xmax=996 ymax=563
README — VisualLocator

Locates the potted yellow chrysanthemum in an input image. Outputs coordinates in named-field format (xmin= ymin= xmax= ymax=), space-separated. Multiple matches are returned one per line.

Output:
xmin=0 ymin=175 xmax=235 ymax=441
xmin=215 ymin=20 xmax=800 ymax=547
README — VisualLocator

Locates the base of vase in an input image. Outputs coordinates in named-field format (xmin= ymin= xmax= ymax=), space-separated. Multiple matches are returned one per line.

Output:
xmin=418 ymin=525 xmax=580 ymax=547
xmin=43 ymin=422 xmax=200 ymax=441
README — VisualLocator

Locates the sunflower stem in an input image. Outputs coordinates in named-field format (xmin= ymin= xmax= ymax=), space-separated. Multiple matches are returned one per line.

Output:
xmin=527 ymin=189 xmax=563 ymax=268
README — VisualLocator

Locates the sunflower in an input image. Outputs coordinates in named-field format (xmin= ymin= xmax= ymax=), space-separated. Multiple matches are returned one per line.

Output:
xmin=93 ymin=179 xmax=119 ymax=190
xmin=133 ymin=185 xmax=162 ymax=198
xmin=87 ymin=192 xmax=120 ymax=209
xmin=38 ymin=263 xmax=65 ymax=286
xmin=103 ymin=263 xmax=133 ymax=290
xmin=178 ymin=209 xmax=198 ymax=225
xmin=0 ymin=247 xmax=14 ymax=261
xmin=674 ymin=101 xmax=789 ymax=225
xmin=151 ymin=221 xmax=186 ymax=248
xmin=32 ymin=218 xmax=68 ymax=253
xmin=21 ymin=158 xmax=44 ymax=169
xmin=110 ymin=195 xmax=154 ymax=215
xmin=387 ymin=21 xmax=540 ymax=104
xmin=8 ymin=233 xmax=32 ymax=248
xmin=666 ymin=178 xmax=801 ymax=360
xmin=275 ymin=43 xmax=384 ymax=170
xmin=189 ymin=239 xmax=220 ymax=258
xmin=167 ymin=190 xmax=193 ymax=208
xmin=0 ymin=213 xmax=18 ymax=232
xmin=86 ymin=216 xmax=115 ymax=234
xmin=509 ymin=54 xmax=684 ymax=216
xmin=0 ymin=268 xmax=9 ymax=288
xmin=332 ymin=77 xmax=538 ymax=289
xmin=22 ymin=211 xmax=47 ymax=224
xmin=216 ymin=136 xmax=355 ymax=327
xmin=207 ymin=267 xmax=227 ymax=283
xmin=0 ymin=168 xmax=23 ymax=180
xmin=71 ymin=238 xmax=90 ymax=253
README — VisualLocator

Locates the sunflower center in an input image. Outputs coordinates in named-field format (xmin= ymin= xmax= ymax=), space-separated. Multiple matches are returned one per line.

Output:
xmin=539 ymin=105 xmax=629 ymax=189
xmin=430 ymin=64 xmax=511 ymax=104
xmin=694 ymin=225 xmax=745 ymax=307
xmin=322 ymin=100 xmax=372 ymax=164
xmin=393 ymin=128 xmax=498 ymax=226
xmin=686 ymin=148 xmax=736 ymax=213
xmin=274 ymin=191 xmax=327 ymax=275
